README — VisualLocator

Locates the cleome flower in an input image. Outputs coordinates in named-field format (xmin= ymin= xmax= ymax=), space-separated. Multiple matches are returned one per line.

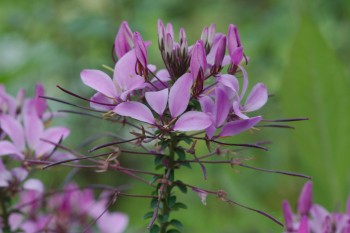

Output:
xmin=0 ymin=85 xmax=70 ymax=160
xmin=282 ymin=182 xmax=350 ymax=233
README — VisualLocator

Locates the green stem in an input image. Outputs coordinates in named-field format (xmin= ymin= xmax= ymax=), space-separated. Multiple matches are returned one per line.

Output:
xmin=159 ymin=141 xmax=176 ymax=233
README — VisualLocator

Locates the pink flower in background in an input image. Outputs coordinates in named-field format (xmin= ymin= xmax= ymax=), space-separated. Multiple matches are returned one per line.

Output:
xmin=282 ymin=182 xmax=350 ymax=233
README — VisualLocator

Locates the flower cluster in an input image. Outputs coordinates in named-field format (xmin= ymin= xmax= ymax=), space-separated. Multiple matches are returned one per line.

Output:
xmin=282 ymin=182 xmax=350 ymax=233
xmin=0 ymin=85 xmax=128 ymax=233
xmin=81 ymin=20 xmax=268 ymax=138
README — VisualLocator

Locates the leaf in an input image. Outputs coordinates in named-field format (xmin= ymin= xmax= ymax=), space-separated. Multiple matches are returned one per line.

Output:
xmin=150 ymin=224 xmax=160 ymax=233
xmin=143 ymin=211 xmax=155 ymax=220
xmin=170 ymin=219 xmax=183 ymax=229
xmin=166 ymin=230 xmax=181 ymax=233
xmin=168 ymin=196 xmax=177 ymax=208
xmin=171 ymin=202 xmax=188 ymax=210
xmin=281 ymin=16 xmax=350 ymax=205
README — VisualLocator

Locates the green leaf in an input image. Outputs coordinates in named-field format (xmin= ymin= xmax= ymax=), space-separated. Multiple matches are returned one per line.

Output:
xmin=158 ymin=214 xmax=169 ymax=223
xmin=154 ymin=155 xmax=164 ymax=166
xmin=171 ymin=202 xmax=187 ymax=210
xmin=143 ymin=211 xmax=154 ymax=220
xmin=168 ymin=196 xmax=177 ymax=208
xmin=175 ymin=148 xmax=186 ymax=160
xmin=170 ymin=219 xmax=183 ymax=229
xmin=281 ymin=16 xmax=350 ymax=205
xmin=150 ymin=224 xmax=160 ymax=233
xmin=150 ymin=198 xmax=158 ymax=208
xmin=166 ymin=229 xmax=181 ymax=233
xmin=174 ymin=181 xmax=188 ymax=194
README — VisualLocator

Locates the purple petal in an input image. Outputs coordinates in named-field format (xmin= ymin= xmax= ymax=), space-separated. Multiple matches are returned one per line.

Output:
xmin=23 ymin=99 xmax=44 ymax=150
xmin=230 ymin=47 xmax=243 ymax=65
xmin=34 ymin=83 xmax=47 ymax=118
xmin=145 ymin=89 xmax=168 ymax=115
xmin=157 ymin=19 xmax=165 ymax=44
xmin=23 ymin=179 xmax=44 ymax=193
xmin=114 ymin=49 xmax=145 ymax=91
xmin=298 ymin=216 xmax=310 ymax=233
xmin=166 ymin=23 xmax=174 ymax=38
xmin=244 ymin=83 xmax=268 ymax=112
xmin=169 ymin=73 xmax=193 ymax=118
xmin=347 ymin=196 xmax=350 ymax=215
xmin=35 ymin=127 xmax=70 ymax=157
xmin=214 ymin=87 xmax=231 ymax=127
xmin=115 ymin=21 xmax=134 ymax=59
xmin=205 ymin=124 xmax=217 ymax=139
xmin=190 ymin=40 xmax=207 ymax=81
xmin=233 ymin=100 xmax=249 ymax=119
xmin=90 ymin=92 xmax=115 ymax=111
xmin=0 ymin=115 xmax=25 ymax=150
xmin=228 ymin=24 xmax=243 ymax=65
xmin=12 ymin=167 xmax=28 ymax=182
xmin=155 ymin=69 xmax=171 ymax=82
xmin=199 ymin=95 xmax=215 ymax=114
xmin=81 ymin=69 xmax=118 ymax=98
xmin=239 ymin=65 xmax=249 ymax=99
xmin=297 ymin=181 xmax=313 ymax=216
xmin=97 ymin=212 xmax=129 ymax=233
xmin=133 ymin=32 xmax=148 ymax=69
xmin=164 ymin=33 xmax=174 ymax=56
xmin=0 ymin=141 xmax=24 ymax=159
xmin=207 ymin=35 xmax=226 ymax=67
xmin=113 ymin=101 xmax=155 ymax=124
xmin=0 ymin=159 xmax=11 ymax=187
xmin=173 ymin=111 xmax=212 ymax=132
xmin=217 ymin=74 xmax=239 ymax=95
xmin=218 ymin=116 xmax=262 ymax=138
xmin=282 ymin=200 xmax=294 ymax=231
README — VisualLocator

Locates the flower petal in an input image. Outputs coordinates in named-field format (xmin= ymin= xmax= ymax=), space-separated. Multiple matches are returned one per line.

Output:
xmin=0 ymin=115 xmax=25 ymax=150
xmin=297 ymin=181 xmax=313 ymax=216
xmin=169 ymin=73 xmax=193 ymax=118
xmin=298 ymin=216 xmax=309 ymax=233
xmin=35 ymin=127 xmax=70 ymax=157
xmin=218 ymin=116 xmax=261 ymax=138
xmin=145 ymin=89 xmax=168 ymax=115
xmin=282 ymin=200 xmax=294 ymax=231
xmin=90 ymin=92 xmax=115 ymax=111
xmin=190 ymin=40 xmax=207 ymax=81
xmin=97 ymin=212 xmax=129 ymax=233
xmin=214 ymin=87 xmax=231 ymax=127
xmin=114 ymin=49 xmax=140 ymax=90
xmin=244 ymin=83 xmax=268 ymax=112
xmin=173 ymin=111 xmax=212 ymax=132
xmin=81 ymin=69 xmax=118 ymax=98
xmin=134 ymin=31 xmax=148 ymax=69
xmin=113 ymin=102 xmax=155 ymax=124
xmin=114 ymin=21 xmax=134 ymax=59
xmin=34 ymin=83 xmax=47 ymax=118
xmin=0 ymin=141 xmax=24 ymax=159
xmin=23 ymin=179 xmax=44 ymax=193
xmin=217 ymin=74 xmax=239 ymax=94
xmin=233 ymin=100 xmax=249 ymax=119
xmin=23 ymin=99 xmax=44 ymax=150
xmin=199 ymin=95 xmax=214 ymax=114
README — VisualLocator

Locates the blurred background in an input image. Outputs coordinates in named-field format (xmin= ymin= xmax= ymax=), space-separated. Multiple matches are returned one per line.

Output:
xmin=1 ymin=0 xmax=349 ymax=232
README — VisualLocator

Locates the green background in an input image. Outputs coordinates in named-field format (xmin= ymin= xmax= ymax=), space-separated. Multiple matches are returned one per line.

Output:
xmin=1 ymin=0 xmax=350 ymax=232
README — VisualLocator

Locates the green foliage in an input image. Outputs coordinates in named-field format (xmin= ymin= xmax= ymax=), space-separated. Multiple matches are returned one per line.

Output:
xmin=281 ymin=16 xmax=350 ymax=206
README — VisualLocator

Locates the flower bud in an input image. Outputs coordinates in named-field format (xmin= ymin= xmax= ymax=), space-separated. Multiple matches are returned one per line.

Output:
xmin=297 ymin=181 xmax=313 ymax=216
xmin=228 ymin=24 xmax=243 ymax=65
xmin=114 ymin=21 xmax=133 ymax=59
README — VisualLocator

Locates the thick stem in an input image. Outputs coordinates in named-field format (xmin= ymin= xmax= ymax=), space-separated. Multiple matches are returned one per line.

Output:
xmin=159 ymin=141 xmax=176 ymax=233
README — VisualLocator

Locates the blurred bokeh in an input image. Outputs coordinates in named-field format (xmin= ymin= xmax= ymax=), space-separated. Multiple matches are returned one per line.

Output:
xmin=1 ymin=0 xmax=350 ymax=232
